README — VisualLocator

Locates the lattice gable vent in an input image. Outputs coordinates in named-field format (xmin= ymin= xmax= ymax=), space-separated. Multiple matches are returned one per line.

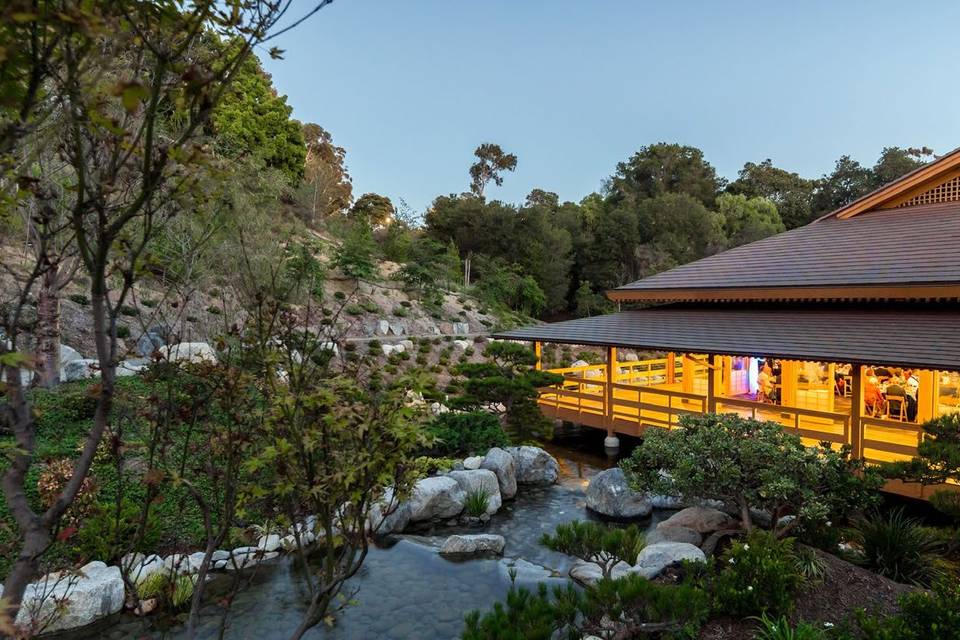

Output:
xmin=896 ymin=174 xmax=960 ymax=207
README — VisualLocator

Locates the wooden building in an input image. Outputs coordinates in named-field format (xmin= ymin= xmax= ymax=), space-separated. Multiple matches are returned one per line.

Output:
xmin=495 ymin=149 xmax=960 ymax=499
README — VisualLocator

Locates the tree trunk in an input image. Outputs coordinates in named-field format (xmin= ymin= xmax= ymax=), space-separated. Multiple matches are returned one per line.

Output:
xmin=34 ymin=263 xmax=62 ymax=388
xmin=463 ymin=253 xmax=472 ymax=288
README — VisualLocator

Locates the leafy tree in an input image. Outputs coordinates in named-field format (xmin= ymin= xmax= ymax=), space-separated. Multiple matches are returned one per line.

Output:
xmin=609 ymin=143 xmax=723 ymax=207
xmin=573 ymin=280 xmax=606 ymax=318
xmin=726 ymin=159 xmax=816 ymax=229
xmin=301 ymin=122 xmax=352 ymax=221
xmin=0 ymin=0 xmax=327 ymax=620
xmin=473 ymin=259 xmax=548 ymax=317
xmin=812 ymin=155 xmax=874 ymax=216
xmin=635 ymin=193 xmax=727 ymax=269
xmin=717 ymin=192 xmax=785 ymax=247
xmin=871 ymin=146 xmax=932 ymax=188
xmin=882 ymin=413 xmax=960 ymax=522
xmin=469 ymin=143 xmax=518 ymax=198
xmin=212 ymin=52 xmax=306 ymax=184
xmin=394 ymin=237 xmax=461 ymax=297
xmin=349 ymin=192 xmax=395 ymax=227
xmin=579 ymin=205 xmax=641 ymax=290
xmin=450 ymin=341 xmax=562 ymax=442
xmin=333 ymin=222 xmax=378 ymax=282
xmin=622 ymin=413 xmax=883 ymax=537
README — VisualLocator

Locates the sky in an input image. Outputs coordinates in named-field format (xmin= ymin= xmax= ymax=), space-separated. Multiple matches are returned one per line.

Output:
xmin=262 ymin=0 xmax=960 ymax=214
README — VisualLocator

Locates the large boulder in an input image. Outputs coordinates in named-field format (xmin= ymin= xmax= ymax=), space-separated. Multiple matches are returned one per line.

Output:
xmin=159 ymin=342 xmax=217 ymax=364
xmin=407 ymin=476 xmax=466 ymax=522
xmin=136 ymin=328 xmax=167 ymax=357
xmin=657 ymin=506 xmax=738 ymax=534
xmin=507 ymin=446 xmax=559 ymax=485
xmin=447 ymin=469 xmax=502 ymax=515
xmin=632 ymin=542 xmax=706 ymax=579
xmin=63 ymin=358 xmax=99 ymax=382
xmin=439 ymin=534 xmax=505 ymax=556
xmin=462 ymin=456 xmax=483 ymax=470
xmin=569 ymin=560 xmax=631 ymax=586
xmin=367 ymin=488 xmax=412 ymax=535
xmin=646 ymin=526 xmax=702 ymax=547
xmin=4 ymin=561 xmax=125 ymax=633
xmin=480 ymin=447 xmax=517 ymax=499
xmin=59 ymin=344 xmax=82 ymax=366
xmin=585 ymin=468 xmax=652 ymax=519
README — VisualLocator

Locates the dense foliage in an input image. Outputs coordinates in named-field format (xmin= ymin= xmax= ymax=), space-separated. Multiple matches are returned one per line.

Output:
xmin=709 ymin=531 xmax=803 ymax=617
xmin=622 ymin=413 xmax=883 ymax=537
xmin=424 ymin=411 xmax=509 ymax=457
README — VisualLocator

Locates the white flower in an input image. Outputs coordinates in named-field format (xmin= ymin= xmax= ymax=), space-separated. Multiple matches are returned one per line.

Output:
xmin=728 ymin=558 xmax=736 ymax=564
xmin=826 ymin=521 xmax=832 ymax=527
xmin=824 ymin=622 xmax=834 ymax=628
xmin=747 ymin=586 xmax=753 ymax=591
xmin=743 ymin=543 xmax=750 ymax=550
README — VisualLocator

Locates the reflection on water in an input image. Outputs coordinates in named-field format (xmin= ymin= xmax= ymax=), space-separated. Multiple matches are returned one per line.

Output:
xmin=81 ymin=442 xmax=666 ymax=640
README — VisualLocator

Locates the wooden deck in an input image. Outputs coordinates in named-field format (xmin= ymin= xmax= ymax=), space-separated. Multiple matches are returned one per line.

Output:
xmin=538 ymin=360 xmax=953 ymax=500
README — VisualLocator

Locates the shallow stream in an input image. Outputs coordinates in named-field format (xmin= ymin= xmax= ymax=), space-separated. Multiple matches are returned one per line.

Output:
xmin=78 ymin=441 xmax=670 ymax=640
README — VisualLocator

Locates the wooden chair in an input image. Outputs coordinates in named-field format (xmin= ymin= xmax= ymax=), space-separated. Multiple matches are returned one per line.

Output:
xmin=884 ymin=393 xmax=907 ymax=421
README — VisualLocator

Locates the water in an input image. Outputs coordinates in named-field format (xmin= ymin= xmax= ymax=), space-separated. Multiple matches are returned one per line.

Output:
xmin=83 ymin=443 xmax=671 ymax=640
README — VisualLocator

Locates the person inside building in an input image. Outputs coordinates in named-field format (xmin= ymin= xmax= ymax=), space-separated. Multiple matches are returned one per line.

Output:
xmin=758 ymin=363 xmax=778 ymax=404
xmin=904 ymin=371 xmax=920 ymax=421
xmin=864 ymin=370 xmax=884 ymax=416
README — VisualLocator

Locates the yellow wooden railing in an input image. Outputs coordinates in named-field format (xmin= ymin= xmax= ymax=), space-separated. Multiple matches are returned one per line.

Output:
xmin=714 ymin=397 xmax=849 ymax=449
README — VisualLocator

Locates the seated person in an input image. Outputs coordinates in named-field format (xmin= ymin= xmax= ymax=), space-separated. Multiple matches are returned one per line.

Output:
xmin=864 ymin=375 xmax=884 ymax=416
xmin=885 ymin=383 xmax=908 ymax=419
xmin=758 ymin=365 xmax=778 ymax=403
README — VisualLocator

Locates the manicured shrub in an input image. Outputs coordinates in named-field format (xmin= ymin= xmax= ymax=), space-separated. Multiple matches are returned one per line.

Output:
xmin=206 ymin=305 xmax=222 ymax=315
xmin=850 ymin=508 xmax=948 ymax=587
xmin=345 ymin=304 xmax=364 ymax=316
xmin=541 ymin=520 xmax=645 ymax=578
xmin=67 ymin=293 xmax=89 ymax=305
xmin=119 ymin=304 xmax=137 ymax=316
xmin=424 ymin=411 xmax=508 ymax=457
xmin=116 ymin=325 xmax=130 ymax=339
xmin=333 ymin=291 xmax=346 ymax=300
xmin=141 ymin=298 xmax=159 ymax=308
xmin=711 ymin=531 xmax=803 ymax=617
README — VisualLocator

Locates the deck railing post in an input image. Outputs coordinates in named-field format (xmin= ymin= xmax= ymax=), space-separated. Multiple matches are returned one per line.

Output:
xmin=533 ymin=341 xmax=542 ymax=371
xmin=666 ymin=352 xmax=676 ymax=384
xmin=605 ymin=346 xmax=617 ymax=432
xmin=850 ymin=365 xmax=864 ymax=459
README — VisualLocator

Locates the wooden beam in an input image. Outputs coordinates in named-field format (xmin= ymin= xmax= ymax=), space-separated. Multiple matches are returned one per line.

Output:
xmin=666 ymin=352 xmax=676 ymax=384
xmin=850 ymin=365 xmax=864 ymax=459
xmin=917 ymin=369 xmax=935 ymax=423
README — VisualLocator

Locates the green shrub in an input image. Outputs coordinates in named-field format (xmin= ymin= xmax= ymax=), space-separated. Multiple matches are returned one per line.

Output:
xmin=410 ymin=456 xmax=457 ymax=479
xmin=116 ymin=325 xmax=130 ymax=339
xmin=857 ymin=579 xmax=960 ymax=640
xmin=400 ymin=300 xmax=412 ymax=308
xmin=68 ymin=293 xmax=90 ymax=305
xmin=424 ymin=411 xmax=508 ymax=457
xmin=343 ymin=342 xmax=357 ymax=352
xmin=711 ymin=531 xmax=803 ymax=617
xmin=463 ymin=575 xmax=707 ymax=640
xmin=334 ymin=291 xmax=346 ymax=300
xmin=119 ymin=304 xmax=137 ymax=317
xmin=392 ymin=306 xmax=409 ymax=317
xmin=345 ymin=304 xmax=364 ymax=316
xmin=186 ymin=315 xmax=199 ymax=323
xmin=360 ymin=299 xmax=380 ymax=313
xmin=464 ymin=489 xmax=490 ymax=517
xmin=206 ymin=305 xmax=222 ymax=315
xmin=753 ymin=614 xmax=832 ymax=640
xmin=141 ymin=298 xmax=159 ymax=308
xmin=75 ymin=499 xmax=162 ymax=564
xmin=850 ymin=508 xmax=948 ymax=587
xmin=541 ymin=521 xmax=646 ymax=579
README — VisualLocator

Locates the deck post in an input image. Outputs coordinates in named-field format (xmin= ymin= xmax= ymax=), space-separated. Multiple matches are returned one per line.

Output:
xmin=917 ymin=369 xmax=936 ymax=423
xmin=604 ymin=346 xmax=619 ymax=449
xmin=707 ymin=354 xmax=718 ymax=412
xmin=850 ymin=365 xmax=864 ymax=459
xmin=533 ymin=341 xmax=542 ymax=371
xmin=666 ymin=352 xmax=676 ymax=384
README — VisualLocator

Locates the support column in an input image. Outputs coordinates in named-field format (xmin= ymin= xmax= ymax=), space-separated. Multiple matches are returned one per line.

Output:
xmin=850 ymin=365 xmax=864 ymax=459
xmin=681 ymin=354 xmax=694 ymax=394
xmin=533 ymin=341 xmax=542 ymax=371
xmin=707 ymin=354 xmax=718 ymax=412
xmin=917 ymin=369 xmax=936 ymax=423
xmin=666 ymin=351 xmax=676 ymax=384
xmin=604 ymin=345 xmax=619 ymax=450
xmin=780 ymin=360 xmax=798 ymax=407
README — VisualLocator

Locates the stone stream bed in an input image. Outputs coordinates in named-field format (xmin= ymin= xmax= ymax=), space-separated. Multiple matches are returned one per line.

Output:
xmin=64 ymin=445 xmax=675 ymax=640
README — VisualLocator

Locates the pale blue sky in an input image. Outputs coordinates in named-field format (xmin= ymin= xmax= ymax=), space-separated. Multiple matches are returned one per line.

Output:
xmin=263 ymin=0 xmax=960 ymax=213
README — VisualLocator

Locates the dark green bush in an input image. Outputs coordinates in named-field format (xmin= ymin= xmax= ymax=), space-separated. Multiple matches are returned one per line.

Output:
xmin=116 ymin=325 xmax=130 ymax=339
xmin=141 ymin=298 xmax=159 ymax=308
xmin=206 ymin=305 xmax=222 ymax=315
xmin=857 ymin=579 xmax=960 ymax=640
xmin=334 ymin=291 xmax=346 ymax=300
xmin=74 ymin=498 xmax=162 ymax=564
xmin=711 ymin=531 xmax=803 ymax=617
xmin=850 ymin=508 xmax=948 ymax=587
xmin=424 ymin=411 xmax=507 ymax=457
xmin=68 ymin=293 xmax=90 ymax=305
xmin=119 ymin=304 xmax=137 ymax=317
